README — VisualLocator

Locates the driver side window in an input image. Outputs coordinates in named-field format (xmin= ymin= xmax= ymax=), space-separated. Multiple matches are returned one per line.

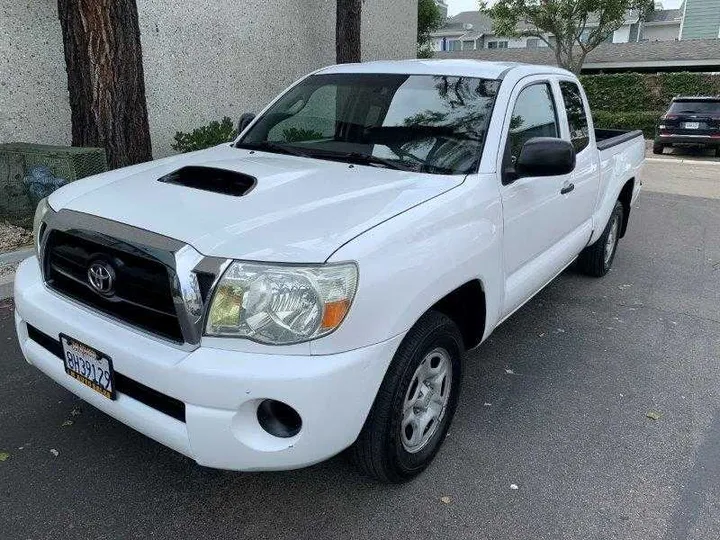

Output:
xmin=267 ymin=86 xmax=337 ymax=143
xmin=506 ymin=83 xmax=559 ymax=164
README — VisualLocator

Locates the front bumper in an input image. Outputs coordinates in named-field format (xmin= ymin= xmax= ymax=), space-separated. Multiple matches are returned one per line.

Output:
xmin=14 ymin=257 xmax=401 ymax=471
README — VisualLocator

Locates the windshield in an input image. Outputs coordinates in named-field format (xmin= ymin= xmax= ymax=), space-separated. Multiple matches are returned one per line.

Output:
xmin=236 ymin=73 xmax=500 ymax=175
xmin=669 ymin=100 xmax=720 ymax=115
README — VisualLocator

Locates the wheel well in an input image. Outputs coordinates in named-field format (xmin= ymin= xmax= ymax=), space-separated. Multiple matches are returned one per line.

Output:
xmin=618 ymin=179 xmax=634 ymax=238
xmin=430 ymin=280 xmax=486 ymax=351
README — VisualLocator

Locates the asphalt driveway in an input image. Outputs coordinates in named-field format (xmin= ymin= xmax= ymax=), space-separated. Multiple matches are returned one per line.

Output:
xmin=1 ymin=161 xmax=719 ymax=540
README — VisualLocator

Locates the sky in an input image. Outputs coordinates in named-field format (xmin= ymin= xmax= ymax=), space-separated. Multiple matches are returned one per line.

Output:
xmin=446 ymin=0 xmax=682 ymax=16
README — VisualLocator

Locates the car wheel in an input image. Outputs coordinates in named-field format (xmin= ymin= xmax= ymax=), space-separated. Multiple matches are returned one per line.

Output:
xmin=652 ymin=144 xmax=664 ymax=155
xmin=351 ymin=311 xmax=463 ymax=483
xmin=715 ymin=147 xmax=720 ymax=158
xmin=577 ymin=200 xmax=624 ymax=278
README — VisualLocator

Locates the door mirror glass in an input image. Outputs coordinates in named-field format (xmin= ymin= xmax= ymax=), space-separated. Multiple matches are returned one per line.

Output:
xmin=238 ymin=113 xmax=256 ymax=133
xmin=515 ymin=137 xmax=576 ymax=178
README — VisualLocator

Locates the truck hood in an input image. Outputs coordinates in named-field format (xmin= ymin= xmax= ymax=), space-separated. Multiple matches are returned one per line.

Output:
xmin=50 ymin=145 xmax=463 ymax=262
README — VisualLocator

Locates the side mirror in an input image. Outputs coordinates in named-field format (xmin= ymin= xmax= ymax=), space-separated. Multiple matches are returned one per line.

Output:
xmin=237 ymin=113 xmax=256 ymax=133
xmin=515 ymin=137 xmax=576 ymax=179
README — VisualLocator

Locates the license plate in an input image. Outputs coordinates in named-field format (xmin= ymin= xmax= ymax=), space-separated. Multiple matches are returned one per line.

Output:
xmin=60 ymin=335 xmax=116 ymax=399
xmin=684 ymin=122 xmax=700 ymax=129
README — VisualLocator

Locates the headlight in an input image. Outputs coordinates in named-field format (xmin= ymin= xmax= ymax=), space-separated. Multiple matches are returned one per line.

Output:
xmin=33 ymin=197 xmax=51 ymax=255
xmin=205 ymin=261 xmax=358 ymax=344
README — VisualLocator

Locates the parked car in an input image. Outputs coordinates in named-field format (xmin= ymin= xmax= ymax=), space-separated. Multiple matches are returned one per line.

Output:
xmin=654 ymin=96 xmax=720 ymax=157
xmin=15 ymin=60 xmax=644 ymax=483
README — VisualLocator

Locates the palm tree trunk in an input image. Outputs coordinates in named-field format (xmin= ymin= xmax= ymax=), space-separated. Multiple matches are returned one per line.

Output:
xmin=57 ymin=0 xmax=152 ymax=168
xmin=336 ymin=0 xmax=362 ymax=63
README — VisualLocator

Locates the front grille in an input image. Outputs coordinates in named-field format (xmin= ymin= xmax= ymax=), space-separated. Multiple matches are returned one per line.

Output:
xmin=26 ymin=324 xmax=186 ymax=422
xmin=43 ymin=229 xmax=184 ymax=342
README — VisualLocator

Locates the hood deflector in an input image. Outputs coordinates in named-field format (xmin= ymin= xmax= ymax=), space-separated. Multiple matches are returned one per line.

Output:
xmin=158 ymin=166 xmax=256 ymax=196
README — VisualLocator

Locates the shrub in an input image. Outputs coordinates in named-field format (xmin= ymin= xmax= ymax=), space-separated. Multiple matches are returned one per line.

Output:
xmin=580 ymin=72 xmax=720 ymax=114
xmin=172 ymin=117 xmax=237 ymax=153
xmin=592 ymin=110 xmax=664 ymax=139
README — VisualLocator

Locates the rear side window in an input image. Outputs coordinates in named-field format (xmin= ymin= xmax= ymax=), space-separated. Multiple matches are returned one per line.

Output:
xmin=559 ymin=81 xmax=590 ymax=152
xmin=506 ymin=83 xmax=559 ymax=162
xmin=668 ymin=100 xmax=720 ymax=115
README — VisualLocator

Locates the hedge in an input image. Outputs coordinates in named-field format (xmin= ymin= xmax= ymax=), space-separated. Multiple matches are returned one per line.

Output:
xmin=579 ymin=72 xmax=720 ymax=139
xmin=592 ymin=110 xmax=664 ymax=139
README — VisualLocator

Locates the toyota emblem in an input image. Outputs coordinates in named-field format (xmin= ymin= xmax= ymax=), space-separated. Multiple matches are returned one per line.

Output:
xmin=87 ymin=261 xmax=115 ymax=295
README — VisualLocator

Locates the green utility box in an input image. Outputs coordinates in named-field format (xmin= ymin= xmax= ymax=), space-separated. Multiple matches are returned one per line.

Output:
xmin=0 ymin=143 xmax=108 ymax=228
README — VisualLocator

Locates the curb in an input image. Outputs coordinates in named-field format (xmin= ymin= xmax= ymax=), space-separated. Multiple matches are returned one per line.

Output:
xmin=646 ymin=157 xmax=720 ymax=166
xmin=0 ymin=247 xmax=32 ymax=300
xmin=0 ymin=274 xmax=14 ymax=301
xmin=0 ymin=247 xmax=33 ymax=266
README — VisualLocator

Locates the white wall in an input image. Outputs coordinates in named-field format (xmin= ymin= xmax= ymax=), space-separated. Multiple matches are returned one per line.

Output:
xmin=612 ymin=24 xmax=632 ymax=43
xmin=0 ymin=1 xmax=416 ymax=158
xmin=641 ymin=23 xmax=680 ymax=41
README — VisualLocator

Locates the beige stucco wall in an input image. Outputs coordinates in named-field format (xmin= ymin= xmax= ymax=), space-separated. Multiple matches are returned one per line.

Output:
xmin=1 ymin=1 xmax=416 ymax=158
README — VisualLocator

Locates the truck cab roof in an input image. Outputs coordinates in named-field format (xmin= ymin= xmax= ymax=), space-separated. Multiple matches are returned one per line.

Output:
xmin=317 ymin=59 xmax=574 ymax=81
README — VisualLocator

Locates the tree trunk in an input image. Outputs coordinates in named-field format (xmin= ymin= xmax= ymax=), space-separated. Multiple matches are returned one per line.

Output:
xmin=336 ymin=0 xmax=362 ymax=64
xmin=57 ymin=0 xmax=152 ymax=168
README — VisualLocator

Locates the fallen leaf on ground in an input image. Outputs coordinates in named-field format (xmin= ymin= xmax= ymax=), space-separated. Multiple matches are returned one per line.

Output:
xmin=510 ymin=484 xmax=519 ymax=490
xmin=50 ymin=449 xmax=59 ymax=457
xmin=70 ymin=408 xmax=81 ymax=417
xmin=646 ymin=411 xmax=662 ymax=421
xmin=505 ymin=369 xmax=514 ymax=375
xmin=61 ymin=420 xmax=73 ymax=427
xmin=0 ymin=452 xmax=9 ymax=462
xmin=440 ymin=496 xmax=451 ymax=504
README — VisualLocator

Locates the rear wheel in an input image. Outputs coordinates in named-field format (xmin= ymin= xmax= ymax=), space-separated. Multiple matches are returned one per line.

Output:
xmin=351 ymin=311 xmax=463 ymax=483
xmin=715 ymin=147 xmax=720 ymax=158
xmin=652 ymin=144 xmax=664 ymax=155
xmin=577 ymin=201 xmax=624 ymax=277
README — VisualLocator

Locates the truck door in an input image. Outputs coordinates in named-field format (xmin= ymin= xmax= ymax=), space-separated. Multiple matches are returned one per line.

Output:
xmin=557 ymin=79 xmax=599 ymax=236
xmin=498 ymin=77 xmax=590 ymax=317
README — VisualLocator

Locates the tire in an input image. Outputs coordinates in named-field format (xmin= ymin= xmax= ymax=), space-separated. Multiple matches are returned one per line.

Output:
xmin=715 ymin=147 xmax=720 ymax=158
xmin=652 ymin=144 xmax=664 ymax=155
xmin=351 ymin=311 xmax=463 ymax=483
xmin=577 ymin=200 xmax=624 ymax=278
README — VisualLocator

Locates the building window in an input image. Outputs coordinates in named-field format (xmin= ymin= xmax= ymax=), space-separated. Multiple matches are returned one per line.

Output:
xmin=498 ymin=41 xmax=508 ymax=48
xmin=487 ymin=41 xmax=497 ymax=49
xmin=527 ymin=38 xmax=539 ymax=48
xmin=448 ymin=40 xmax=461 ymax=51
xmin=462 ymin=40 xmax=475 ymax=50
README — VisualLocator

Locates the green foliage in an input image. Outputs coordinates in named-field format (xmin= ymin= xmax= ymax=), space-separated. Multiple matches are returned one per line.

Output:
xmin=282 ymin=128 xmax=324 ymax=143
xmin=592 ymin=110 xmax=663 ymax=138
xmin=172 ymin=117 xmax=237 ymax=153
xmin=482 ymin=0 xmax=654 ymax=73
xmin=580 ymin=72 xmax=720 ymax=112
xmin=417 ymin=0 xmax=443 ymax=58
xmin=581 ymin=72 xmax=720 ymax=137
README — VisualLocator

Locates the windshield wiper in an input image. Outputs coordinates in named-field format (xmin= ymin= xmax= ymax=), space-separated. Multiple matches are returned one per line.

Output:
xmin=337 ymin=152 xmax=414 ymax=171
xmin=238 ymin=141 xmax=315 ymax=159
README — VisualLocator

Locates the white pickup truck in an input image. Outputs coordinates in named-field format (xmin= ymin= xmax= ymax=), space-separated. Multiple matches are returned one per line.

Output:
xmin=15 ymin=60 xmax=644 ymax=482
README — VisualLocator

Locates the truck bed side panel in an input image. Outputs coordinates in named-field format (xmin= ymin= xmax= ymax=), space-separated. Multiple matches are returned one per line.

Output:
xmin=589 ymin=133 xmax=645 ymax=245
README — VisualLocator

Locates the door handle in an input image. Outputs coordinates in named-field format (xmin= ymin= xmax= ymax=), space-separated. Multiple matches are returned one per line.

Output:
xmin=560 ymin=182 xmax=575 ymax=195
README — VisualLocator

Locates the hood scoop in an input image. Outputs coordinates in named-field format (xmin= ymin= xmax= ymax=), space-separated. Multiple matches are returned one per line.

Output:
xmin=158 ymin=166 xmax=256 ymax=196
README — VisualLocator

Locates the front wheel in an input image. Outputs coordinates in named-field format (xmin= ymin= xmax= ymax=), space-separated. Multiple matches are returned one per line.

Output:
xmin=577 ymin=200 xmax=624 ymax=277
xmin=653 ymin=144 xmax=664 ymax=155
xmin=351 ymin=311 xmax=463 ymax=483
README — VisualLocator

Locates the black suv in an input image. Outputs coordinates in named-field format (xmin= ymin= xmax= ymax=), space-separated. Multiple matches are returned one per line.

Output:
xmin=653 ymin=96 xmax=720 ymax=157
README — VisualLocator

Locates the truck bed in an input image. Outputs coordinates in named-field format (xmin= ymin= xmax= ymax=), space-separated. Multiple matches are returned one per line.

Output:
xmin=595 ymin=128 xmax=644 ymax=151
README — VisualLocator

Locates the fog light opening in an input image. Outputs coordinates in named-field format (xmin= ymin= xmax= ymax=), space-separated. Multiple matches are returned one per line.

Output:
xmin=257 ymin=399 xmax=302 ymax=438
